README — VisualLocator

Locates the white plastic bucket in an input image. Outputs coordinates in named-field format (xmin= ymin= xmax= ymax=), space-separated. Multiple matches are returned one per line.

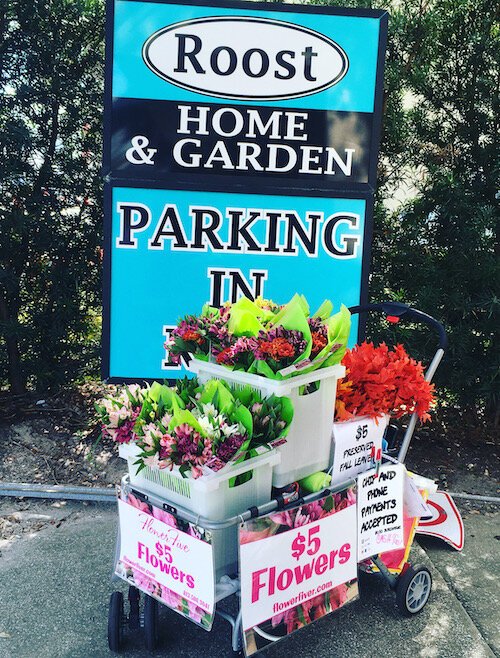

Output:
xmin=188 ymin=359 xmax=345 ymax=487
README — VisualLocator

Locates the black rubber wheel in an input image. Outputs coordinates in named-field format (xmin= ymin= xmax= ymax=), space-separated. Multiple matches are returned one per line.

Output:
xmin=144 ymin=595 xmax=160 ymax=651
xmin=395 ymin=564 xmax=432 ymax=616
xmin=128 ymin=586 xmax=141 ymax=630
xmin=108 ymin=591 xmax=125 ymax=652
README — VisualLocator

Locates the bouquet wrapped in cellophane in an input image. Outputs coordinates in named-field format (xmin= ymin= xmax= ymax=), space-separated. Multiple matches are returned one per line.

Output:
xmin=96 ymin=379 xmax=293 ymax=479
xmin=167 ymin=293 xmax=351 ymax=380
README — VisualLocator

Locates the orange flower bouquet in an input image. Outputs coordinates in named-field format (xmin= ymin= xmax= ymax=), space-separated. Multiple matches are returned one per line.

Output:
xmin=334 ymin=342 xmax=435 ymax=423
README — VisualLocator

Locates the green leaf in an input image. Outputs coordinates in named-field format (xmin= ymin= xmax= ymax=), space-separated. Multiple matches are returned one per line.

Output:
xmin=232 ymin=402 xmax=253 ymax=436
xmin=312 ymin=299 xmax=333 ymax=320
xmin=168 ymin=406 xmax=204 ymax=435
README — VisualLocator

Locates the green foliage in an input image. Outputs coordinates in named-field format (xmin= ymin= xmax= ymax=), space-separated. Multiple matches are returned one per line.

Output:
xmin=0 ymin=0 xmax=104 ymax=392
xmin=368 ymin=0 xmax=499 ymax=422
xmin=316 ymin=0 xmax=499 ymax=422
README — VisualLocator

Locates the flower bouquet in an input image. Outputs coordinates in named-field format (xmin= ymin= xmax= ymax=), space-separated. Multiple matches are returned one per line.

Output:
xmin=334 ymin=342 xmax=435 ymax=423
xmin=108 ymin=378 xmax=291 ymax=481
xmin=167 ymin=293 xmax=351 ymax=380
xmin=95 ymin=379 xmax=292 ymax=473
xmin=96 ymin=378 xmax=293 ymax=517
xmin=167 ymin=295 xmax=349 ymax=486
xmin=330 ymin=342 xmax=436 ymax=484
xmin=95 ymin=384 xmax=145 ymax=444
xmin=135 ymin=379 xmax=254 ymax=479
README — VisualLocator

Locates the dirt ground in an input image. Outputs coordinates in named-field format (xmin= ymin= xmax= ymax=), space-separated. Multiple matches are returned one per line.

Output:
xmin=0 ymin=384 xmax=498 ymax=549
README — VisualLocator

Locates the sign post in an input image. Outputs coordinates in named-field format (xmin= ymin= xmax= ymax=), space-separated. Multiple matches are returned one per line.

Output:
xmin=103 ymin=0 xmax=388 ymax=381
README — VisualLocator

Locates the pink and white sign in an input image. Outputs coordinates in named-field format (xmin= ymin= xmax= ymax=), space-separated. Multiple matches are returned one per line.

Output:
xmin=116 ymin=498 xmax=215 ymax=623
xmin=239 ymin=492 xmax=358 ymax=633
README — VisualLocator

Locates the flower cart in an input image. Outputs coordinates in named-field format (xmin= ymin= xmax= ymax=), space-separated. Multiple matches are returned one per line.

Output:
xmin=106 ymin=300 xmax=449 ymax=655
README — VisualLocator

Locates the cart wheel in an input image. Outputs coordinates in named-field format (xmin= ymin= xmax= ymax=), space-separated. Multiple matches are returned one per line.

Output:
xmin=108 ymin=591 xmax=125 ymax=652
xmin=128 ymin=585 xmax=141 ymax=630
xmin=395 ymin=564 xmax=432 ymax=616
xmin=144 ymin=595 xmax=160 ymax=651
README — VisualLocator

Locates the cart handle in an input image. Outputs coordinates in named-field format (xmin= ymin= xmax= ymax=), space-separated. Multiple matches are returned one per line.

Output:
xmin=348 ymin=302 xmax=448 ymax=351
xmin=349 ymin=302 xmax=446 ymax=463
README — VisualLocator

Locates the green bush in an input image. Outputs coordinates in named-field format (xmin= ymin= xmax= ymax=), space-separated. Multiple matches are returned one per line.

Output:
xmin=0 ymin=0 xmax=104 ymax=392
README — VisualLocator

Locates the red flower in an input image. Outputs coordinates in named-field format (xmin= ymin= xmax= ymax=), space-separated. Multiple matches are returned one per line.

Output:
xmin=181 ymin=329 xmax=203 ymax=345
xmin=335 ymin=342 xmax=435 ymax=422
xmin=216 ymin=347 xmax=234 ymax=364
xmin=311 ymin=331 xmax=328 ymax=357
xmin=259 ymin=337 xmax=295 ymax=360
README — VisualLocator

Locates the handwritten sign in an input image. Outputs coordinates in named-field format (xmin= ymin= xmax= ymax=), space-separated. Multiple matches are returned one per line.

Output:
xmin=357 ymin=463 xmax=405 ymax=561
xmin=331 ymin=415 xmax=388 ymax=486
xmin=239 ymin=489 xmax=358 ymax=655
xmin=116 ymin=497 xmax=215 ymax=629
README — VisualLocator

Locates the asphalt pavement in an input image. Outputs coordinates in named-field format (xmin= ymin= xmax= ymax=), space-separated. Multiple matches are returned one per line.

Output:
xmin=0 ymin=498 xmax=498 ymax=658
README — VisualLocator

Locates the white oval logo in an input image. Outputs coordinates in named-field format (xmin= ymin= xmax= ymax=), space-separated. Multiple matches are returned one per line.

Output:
xmin=143 ymin=16 xmax=349 ymax=101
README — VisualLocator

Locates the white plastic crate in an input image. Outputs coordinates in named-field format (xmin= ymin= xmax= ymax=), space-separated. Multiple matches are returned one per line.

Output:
xmin=119 ymin=442 xmax=279 ymax=579
xmin=188 ymin=358 xmax=345 ymax=487
xmin=118 ymin=442 xmax=279 ymax=520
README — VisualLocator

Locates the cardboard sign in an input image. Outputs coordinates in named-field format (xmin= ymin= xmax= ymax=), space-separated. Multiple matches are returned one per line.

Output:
xmin=416 ymin=491 xmax=464 ymax=551
xmin=357 ymin=463 xmax=405 ymax=561
xmin=404 ymin=472 xmax=432 ymax=518
xmin=116 ymin=496 xmax=215 ymax=629
xmin=331 ymin=416 xmax=388 ymax=486
xmin=239 ymin=489 xmax=358 ymax=655
xmin=102 ymin=0 xmax=388 ymax=381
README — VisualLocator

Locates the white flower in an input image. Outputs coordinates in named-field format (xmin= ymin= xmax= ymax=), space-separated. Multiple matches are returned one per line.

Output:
xmin=108 ymin=410 xmax=121 ymax=427
xmin=127 ymin=384 xmax=143 ymax=400
xmin=201 ymin=403 xmax=218 ymax=418
xmin=143 ymin=454 xmax=160 ymax=470
xmin=161 ymin=413 xmax=172 ymax=428
xmin=198 ymin=415 xmax=217 ymax=438
xmin=118 ymin=407 xmax=129 ymax=421
xmin=221 ymin=422 xmax=239 ymax=438
xmin=117 ymin=390 xmax=130 ymax=407
xmin=102 ymin=399 xmax=115 ymax=414
xmin=143 ymin=423 xmax=163 ymax=443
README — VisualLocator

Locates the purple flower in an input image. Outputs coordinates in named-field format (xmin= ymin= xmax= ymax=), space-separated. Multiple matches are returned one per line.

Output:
xmin=308 ymin=316 xmax=327 ymax=333
xmin=216 ymin=433 xmax=245 ymax=462
xmin=175 ymin=424 xmax=202 ymax=458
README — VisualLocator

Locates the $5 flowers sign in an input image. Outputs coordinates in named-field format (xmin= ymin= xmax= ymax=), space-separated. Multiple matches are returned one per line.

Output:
xmin=239 ymin=488 xmax=358 ymax=651
xmin=116 ymin=492 xmax=215 ymax=629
